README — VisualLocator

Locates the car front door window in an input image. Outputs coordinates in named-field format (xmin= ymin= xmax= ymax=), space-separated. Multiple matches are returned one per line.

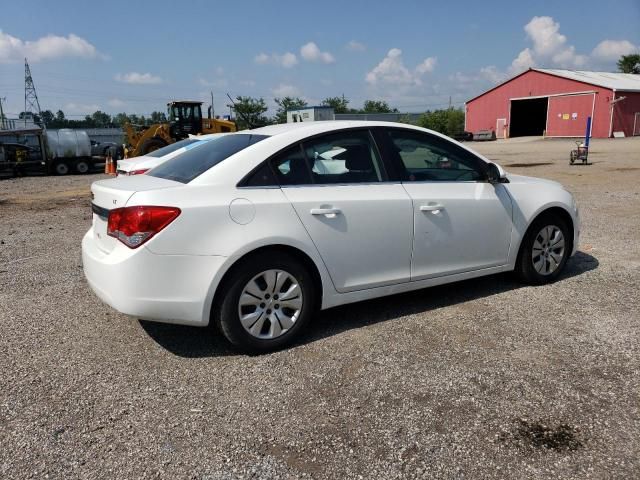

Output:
xmin=302 ymin=130 xmax=385 ymax=184
xmin=386 ymin=129 xmax=486 ymax=182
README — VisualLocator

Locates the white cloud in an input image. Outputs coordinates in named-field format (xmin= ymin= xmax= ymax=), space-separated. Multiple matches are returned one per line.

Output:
xmin=107 ymin=98 xmax=127 ymax=108
xmin=479 ymin=66 xmax=508 ymax=84
xmin=300 ymin=42 xmax=335 ymax=63
xmin=366 ymin=48 xmax=437 ymax=86
xmin=241 ymin=79 xmax=256 ymax=87
xmin=114 ymin=72 xmax=163 ymax=84
xmin=0 ymin=30 xmax=100 ymax=63
xmin=510 ymin=16 xmax=588 ymax=73
xmin=591 ymin=39 xmax=639 ymax=62
xmin=510 ymin=48 xmax=536 ymax=72
xmin=198 ymin=77 xmax=228 ymax=88
xmin=416 ymin=57 xmax=437 ymax=74
xmin=346 ymin=40 xmax=366 ymax=52
xmin=272 ymin=84 xmax=302 ymax=98
xmin=64 ymin=102 xmax=101 ymax=114
xmin=254 ymin=53 xmax=270 ymax=64
xmin=254 ymin=51 xmax=298 ymax=68
xmin=507 ymin=16 xmax=638 ymax=75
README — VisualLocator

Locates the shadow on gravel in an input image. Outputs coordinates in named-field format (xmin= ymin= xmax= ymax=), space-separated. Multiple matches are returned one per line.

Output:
xmin=303 ymin=250 xmax=599 ymax=345
xmin=139 ymin=321 xmax=238 ymax=358
xmin=141 ymin=251 xmax=598 ymax=357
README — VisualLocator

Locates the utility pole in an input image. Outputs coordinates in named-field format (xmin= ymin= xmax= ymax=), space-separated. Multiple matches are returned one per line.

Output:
xmin=0 ymin=96 xmax=6 ymax=130
xmin=210 ymin=91 xmax=215 ymax=118
xmin=24 ymin=58 xmax=44 ymax=128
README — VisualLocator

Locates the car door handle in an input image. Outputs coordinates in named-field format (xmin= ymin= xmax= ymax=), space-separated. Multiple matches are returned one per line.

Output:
xmin=310 ymin=207 xmax=342 ymax=216
xmin=420 ymin=204 xmax=445 ymax=212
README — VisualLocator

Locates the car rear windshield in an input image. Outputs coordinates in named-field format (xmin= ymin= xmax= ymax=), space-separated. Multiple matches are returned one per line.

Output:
xmin=148 ymin=134 xmax=269 ymax=183
xmin=146 ymin=138 xmax=200 ymax=158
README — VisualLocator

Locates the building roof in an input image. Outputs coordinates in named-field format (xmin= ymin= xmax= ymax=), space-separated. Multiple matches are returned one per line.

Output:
xmin=534 ymin=68 xmax=640 ymax=92
xmin=466 ymin=68 xmax=640 ymax=104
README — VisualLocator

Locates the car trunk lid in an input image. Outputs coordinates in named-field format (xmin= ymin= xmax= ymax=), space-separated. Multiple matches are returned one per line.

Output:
xmin=90 ymin=175 xmax=182 ymax=253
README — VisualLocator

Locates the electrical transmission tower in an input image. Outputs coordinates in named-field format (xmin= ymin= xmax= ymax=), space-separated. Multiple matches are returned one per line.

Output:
xmin=24 ymin=58 xmax=44 ymax=128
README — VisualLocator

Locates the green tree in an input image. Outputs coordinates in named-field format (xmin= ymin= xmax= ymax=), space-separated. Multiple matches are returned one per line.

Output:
xmin=274 ymin=96 xmax=308 ymax=123
xmin=418 ymin=108 xmax=465 ymax=137
xmin=55 ymin=110 xmax=65 ymax=123
xmin=40 ymin=110 xmax=55 ymax=126
xmin=91 ymin=110 xmax=112 ymax=127
xmin=321 ymin=95 xmax=351 ymax=114
xmin=617 ymin=54 xmax=640 ymax=74
xmin=113 ymin=113 xmax=130 ymax=126
xmin=232 ymin=96 xmax=270 ymax=130
xmin=362 ymin=100 xmax=397 ymax=113
xmin=149 ymin=111 xmax=167 ymax=123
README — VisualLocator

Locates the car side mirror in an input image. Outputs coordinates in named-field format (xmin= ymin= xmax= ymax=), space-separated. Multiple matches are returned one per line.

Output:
xmin=487 ymin=162 xmax=507 ymax=183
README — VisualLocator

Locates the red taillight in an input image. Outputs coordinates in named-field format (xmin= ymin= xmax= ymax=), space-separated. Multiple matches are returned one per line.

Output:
xmin=107 ymin=206 xmax=181 ymax=248
xmin=128 ymin=168 xmax=149 ymax=176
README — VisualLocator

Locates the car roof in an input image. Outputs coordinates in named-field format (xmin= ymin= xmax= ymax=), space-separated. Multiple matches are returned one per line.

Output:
xmin=193 ymin=121 xmax=494 ymax=186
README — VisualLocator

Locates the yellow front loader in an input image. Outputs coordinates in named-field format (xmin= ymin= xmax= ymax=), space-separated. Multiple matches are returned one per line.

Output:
xmin=124 ymin=101 xmax=236 ymax=157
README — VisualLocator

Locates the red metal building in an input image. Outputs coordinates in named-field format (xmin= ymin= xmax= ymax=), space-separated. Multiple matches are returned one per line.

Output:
xmin=465 ymin=69 xmax=640 ymax=138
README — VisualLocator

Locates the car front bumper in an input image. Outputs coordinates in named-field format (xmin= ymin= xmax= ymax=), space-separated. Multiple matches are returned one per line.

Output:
xmin=82 ymin=229 xmax=226 ymax=326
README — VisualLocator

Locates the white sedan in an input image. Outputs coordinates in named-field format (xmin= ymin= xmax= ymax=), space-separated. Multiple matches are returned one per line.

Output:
xmin=116 ymin=134 xmax=224 ymax=176
xmin=83 ymin=121 xmax=580 ymax=352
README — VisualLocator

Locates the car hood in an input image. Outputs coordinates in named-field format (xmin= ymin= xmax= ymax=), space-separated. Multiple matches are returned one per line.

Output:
xmin=506 ymin=173 xmax=563 ymax=189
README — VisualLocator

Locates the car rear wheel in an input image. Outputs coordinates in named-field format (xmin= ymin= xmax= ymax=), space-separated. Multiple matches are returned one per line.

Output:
xmin=214 ymin=253 xmax=317 ymax=353
xmin=515 ymin=213 xmax=571 ymax=284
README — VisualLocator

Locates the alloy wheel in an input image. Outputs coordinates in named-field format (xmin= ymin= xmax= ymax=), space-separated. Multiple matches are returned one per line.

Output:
xmin=238 ymin=269 xmax=303 ymax=339
xmin=532 ymin=225 xmax=565 ymax=275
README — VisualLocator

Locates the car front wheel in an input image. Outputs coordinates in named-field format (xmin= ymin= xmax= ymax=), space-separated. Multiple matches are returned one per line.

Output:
xmin=214 ymin=253 xmax=317 ymax=353
xmin=515 ymin=214 xmax=571 ymax=284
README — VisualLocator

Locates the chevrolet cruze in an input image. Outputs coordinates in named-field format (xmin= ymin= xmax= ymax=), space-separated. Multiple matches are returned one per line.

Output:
xmin=83 ymin=121 xmax=580 ymax=352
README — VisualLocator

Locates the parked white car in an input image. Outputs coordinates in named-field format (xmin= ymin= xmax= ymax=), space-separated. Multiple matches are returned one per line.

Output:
xmin=83 ymin=121 xmax=580 ymax=352
xmin=116 ymin=134 xmax=224 ymax=176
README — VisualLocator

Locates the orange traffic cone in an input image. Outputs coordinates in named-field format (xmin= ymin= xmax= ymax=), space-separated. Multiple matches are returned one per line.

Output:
xmin=104 ymin=154 xmax=110 ymax=174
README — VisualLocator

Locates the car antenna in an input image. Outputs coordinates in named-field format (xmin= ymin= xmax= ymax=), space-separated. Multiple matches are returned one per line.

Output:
xmin=226 ymin=93 xmax=255 ymax=130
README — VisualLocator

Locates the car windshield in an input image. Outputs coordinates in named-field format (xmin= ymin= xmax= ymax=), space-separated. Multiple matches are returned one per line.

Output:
xmin=146 ymin=138 xmax=201 ymax=158
xmin=148 ymin=134 xmax=269 ymax=183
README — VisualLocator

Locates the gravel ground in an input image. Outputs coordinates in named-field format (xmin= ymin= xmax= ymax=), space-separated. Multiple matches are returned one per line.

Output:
xmin=1 ymin=137 xmax=639 ymax=479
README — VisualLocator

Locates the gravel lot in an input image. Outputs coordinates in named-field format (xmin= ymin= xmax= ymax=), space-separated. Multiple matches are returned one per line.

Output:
xmin=1 ymin=137 xmax=639 ymax=479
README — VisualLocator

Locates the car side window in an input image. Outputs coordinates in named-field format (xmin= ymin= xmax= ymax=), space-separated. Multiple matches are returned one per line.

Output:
xmin=302 ymin=130 xmax=384 ymax=184
xmin=242 ymin=161 xmax=278 ymax=187
xmin=385 ymin=129 xmax=487 ymax=182
xmin=270 ymin=144 xmax=313 ymax=186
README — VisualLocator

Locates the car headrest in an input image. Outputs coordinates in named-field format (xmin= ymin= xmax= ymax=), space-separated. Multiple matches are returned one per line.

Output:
xmin=343 ymin=144 xmax=372 ymax=171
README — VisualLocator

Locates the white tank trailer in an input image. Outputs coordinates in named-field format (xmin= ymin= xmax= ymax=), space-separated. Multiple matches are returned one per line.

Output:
xmin=45 ymin=129 xmax=95 ymax=175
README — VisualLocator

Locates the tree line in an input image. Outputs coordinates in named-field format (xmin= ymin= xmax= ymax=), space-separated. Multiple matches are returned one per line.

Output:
xmin=18 ymin=110 xmax=168 ymax=129
xmin=19 ymin=96 xmax=465 ymax=138
xmin=233 ymin=95 xmax=466 ymax=137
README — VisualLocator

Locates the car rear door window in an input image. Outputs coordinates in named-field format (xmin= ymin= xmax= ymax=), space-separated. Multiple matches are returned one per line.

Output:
xmin=302 ymin=130 xmax=385 ymax=184
xmin=148 ymin=134 xmax=268 ymax=183
xmin=384 ymin=129 xmax=487 ymax=182
xmin=270 ymin=144 xmax=313 ymax=185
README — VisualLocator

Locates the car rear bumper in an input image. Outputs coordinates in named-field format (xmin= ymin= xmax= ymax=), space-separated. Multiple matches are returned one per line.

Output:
xmin=82 ymin=229 xmax=226 ymax=326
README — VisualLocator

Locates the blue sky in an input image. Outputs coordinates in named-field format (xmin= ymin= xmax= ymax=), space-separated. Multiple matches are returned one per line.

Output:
xmin=1 ymin=0 xmax=639 ymax=118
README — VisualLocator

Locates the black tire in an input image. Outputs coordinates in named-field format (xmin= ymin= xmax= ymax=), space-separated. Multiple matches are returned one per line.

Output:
xmin=515 ymin=213 xmax=571 ymax=285
xmin=214 ymin=252 xmax=317 ymax=353
xmin=53 ymin=160 xmax=70 ymax=176
xmin=75 ymin=159 xmax=90 ymax=174
xmin=139 ymin=137 xmax=167 ymax=155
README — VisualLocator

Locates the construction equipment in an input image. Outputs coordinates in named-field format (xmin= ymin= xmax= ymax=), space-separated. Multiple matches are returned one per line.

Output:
xmin=124 ymin=101 xmax=236 ymax=157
